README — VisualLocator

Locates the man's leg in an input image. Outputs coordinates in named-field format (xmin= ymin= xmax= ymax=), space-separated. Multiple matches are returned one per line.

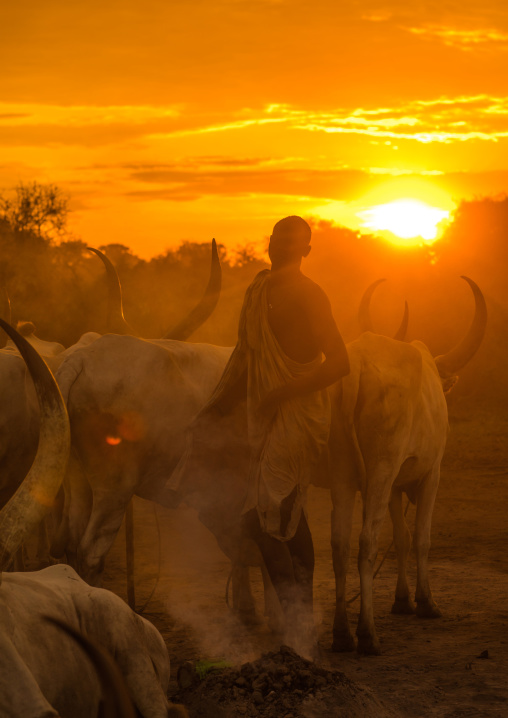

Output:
xmin=242 ymin=508 xmax=296 ymax=612
xmin=243 ymin=507 xmax=317 ymax=657
xmin=279 ymin=487 xmax=315 ymax=612
xmin=287 ymin=512 xmax=315 ymax=612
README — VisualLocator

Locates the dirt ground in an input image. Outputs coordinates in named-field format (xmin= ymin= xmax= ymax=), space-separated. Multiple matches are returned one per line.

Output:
xmin=102 ymin=408 xmax=508 ymax=717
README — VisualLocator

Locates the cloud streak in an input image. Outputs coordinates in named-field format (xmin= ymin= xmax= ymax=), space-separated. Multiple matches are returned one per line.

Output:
xmin=3 ymin=94 xmax=508 ymax=150
xmin=405 ymin=24 xmax=508 ymax=50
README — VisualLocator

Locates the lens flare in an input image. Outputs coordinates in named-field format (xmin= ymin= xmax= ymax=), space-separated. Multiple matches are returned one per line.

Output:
xmin=359 ymin=199 xmax=450 ymax=247
xmin=105 ymin=436 xmax=122 ymax=446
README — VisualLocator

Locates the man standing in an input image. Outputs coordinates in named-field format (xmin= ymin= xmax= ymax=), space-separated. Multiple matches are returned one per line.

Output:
xmin=239 ymin=216 xmax=349 ymax=652
xmin=170 ymin=216 xmax=349 ymax=654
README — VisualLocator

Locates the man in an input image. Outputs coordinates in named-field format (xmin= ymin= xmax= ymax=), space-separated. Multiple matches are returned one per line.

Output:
xmin=240 ymin=216 xmax=349 ymax=650
xmin=170 ymin=216 xmax=349 ymax=653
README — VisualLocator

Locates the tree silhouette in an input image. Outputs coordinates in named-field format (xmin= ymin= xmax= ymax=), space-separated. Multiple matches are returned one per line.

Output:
xmin=0 ymin=182 xmax=69 ymax=241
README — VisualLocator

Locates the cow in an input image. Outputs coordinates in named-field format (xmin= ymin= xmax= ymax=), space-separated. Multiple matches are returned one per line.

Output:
xmin=54 ymin=334 xmax=233 ymax=583
xmin=0 ymin=241 xmax=220 ymax=524
xmin=0 ymin=318 xmax=187 ymax=718
xmin=329 ymin=276 xmax=487 ymax=654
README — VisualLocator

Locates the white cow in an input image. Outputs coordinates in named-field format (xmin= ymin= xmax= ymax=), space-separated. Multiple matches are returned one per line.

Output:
xmin=329 ymin=277 xmax=487 ymax=654
xmin=0 ymin=241 xmax=219 ymax=515
xmin=54 ymin=335 xmax=233 ymax=583
xmin=0 ymin=565 xmax=188 ymax=718
xmin=0 ymin=318 xmax=187 ymax=718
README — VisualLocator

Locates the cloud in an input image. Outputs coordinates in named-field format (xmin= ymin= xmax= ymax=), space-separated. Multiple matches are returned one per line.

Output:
xmin=2 ymin=94 xmax=508 ymax=149
xmin=359 ymin=3 xmax=508 ymax=52
xmin=119 ymin=162 xmax=508 ymax=207
xmin=149 ymin=96 xmax=508 ymax=146
xmin=280 ymin=96 xmax=508 ymax=144
xmin=0 ymin=102 xmax=183 ymax=148
xmin=0 ymin=102 xmax=180 ymax=127
xmin=125 ymin=167 xmax=377 ymax=202
xmin=404 ymin=24 xmax=508 ymax=50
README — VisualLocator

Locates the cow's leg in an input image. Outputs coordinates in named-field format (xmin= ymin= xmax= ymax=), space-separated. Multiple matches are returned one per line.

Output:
xmin=414 ymin=467 xmax=441 ymax=618
xmin=77 ymin=489 xmax=133 ymax=586
xmin=57 ymin=454 xmax=92 ymax=569
xmin=230 ymin=562 xmax=257 ymax=621
xmin=389 ymin=488 xmax=415 ymax=614
xmin=330 ymin=480 xmax=356 ymax=652
xmin=356 ymin=482 xmax=393 ymax=655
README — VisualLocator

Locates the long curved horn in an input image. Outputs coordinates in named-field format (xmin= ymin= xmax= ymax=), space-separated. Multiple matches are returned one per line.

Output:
xmin=358 ymin=278 xmax=386 ymax=332
xmin=163 ymin=239 xmax=222 ymax=340
xmin=358 ymin=279 xmax=409 ymax=341
xmin=434 ymin=276 xmax=487 ymax=377
xmin=0 ymin=319 xmax=70 ymax=570
xmin=393 ymin=301 xmax=409 ymax=342
xmin=43 ymin=616 xmax=137 ymax=718
xmin=87 ymin=247 xmax=133 ymax=335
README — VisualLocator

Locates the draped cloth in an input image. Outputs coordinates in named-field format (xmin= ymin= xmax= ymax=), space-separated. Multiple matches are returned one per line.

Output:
xmin=168 ymin=269 xmax=331 ymax=542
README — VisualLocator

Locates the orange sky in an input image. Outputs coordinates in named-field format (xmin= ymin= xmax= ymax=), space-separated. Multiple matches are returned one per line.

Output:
xmin=1 ymin=0 xmax=508 ymax=258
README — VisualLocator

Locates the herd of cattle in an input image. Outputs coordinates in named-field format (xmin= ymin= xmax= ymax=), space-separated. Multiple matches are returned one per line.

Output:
xmin=0 ymin=244 xmax=486 ymax=715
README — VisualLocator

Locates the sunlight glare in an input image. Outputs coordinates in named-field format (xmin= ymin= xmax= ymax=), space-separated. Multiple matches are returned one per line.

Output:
xmin=359 ymin=199 xmax=450 ymax=246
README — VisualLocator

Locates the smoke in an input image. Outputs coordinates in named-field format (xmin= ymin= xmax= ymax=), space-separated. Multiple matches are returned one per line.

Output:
xmin=158 ymin=504 xmax=264 ymax=666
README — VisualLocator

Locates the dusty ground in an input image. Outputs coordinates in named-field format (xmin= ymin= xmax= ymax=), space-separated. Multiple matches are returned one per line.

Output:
xmin=103 ymin=408 xmax=508 ymax=717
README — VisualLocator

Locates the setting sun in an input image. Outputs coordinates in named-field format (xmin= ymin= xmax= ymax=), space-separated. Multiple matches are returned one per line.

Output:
xmin=358 ymin=199 xmax=450 ymax=247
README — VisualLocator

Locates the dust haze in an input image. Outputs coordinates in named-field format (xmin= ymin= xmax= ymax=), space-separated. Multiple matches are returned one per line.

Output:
xmin=3 ymin=196 xmax=508 ymax=714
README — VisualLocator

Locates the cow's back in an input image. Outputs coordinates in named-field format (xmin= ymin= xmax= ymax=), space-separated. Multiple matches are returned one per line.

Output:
xmin=330 ymin=333 xmax=427 ymax=490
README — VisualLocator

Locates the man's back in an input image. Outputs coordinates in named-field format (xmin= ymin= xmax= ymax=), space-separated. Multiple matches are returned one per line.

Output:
xmin=266 ymin=272 xmax=345 ymax=365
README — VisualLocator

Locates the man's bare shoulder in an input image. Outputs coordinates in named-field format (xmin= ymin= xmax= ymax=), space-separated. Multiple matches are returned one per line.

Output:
xmin=299 ymin=275 xmax=333 ymax=313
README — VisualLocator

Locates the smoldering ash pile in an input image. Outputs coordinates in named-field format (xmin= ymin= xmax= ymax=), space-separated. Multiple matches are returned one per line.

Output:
xmin=172 ymin=645 xmax=399 ymax=718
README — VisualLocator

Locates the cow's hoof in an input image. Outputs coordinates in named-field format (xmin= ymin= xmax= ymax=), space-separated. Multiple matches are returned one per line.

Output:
xmin=331 ymin=629 xmax=356 ymax=652
xmin=416 ymin=601 xmax=442 ymax=618
xmin=391 ymin=597 xmax=416 ymax=615
xmin=356 ymin=634 xmax=381 ymax=655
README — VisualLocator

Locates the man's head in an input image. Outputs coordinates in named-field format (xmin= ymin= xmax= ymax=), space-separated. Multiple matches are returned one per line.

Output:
xmin=268 ymin=216 xmax=312 ymax=269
